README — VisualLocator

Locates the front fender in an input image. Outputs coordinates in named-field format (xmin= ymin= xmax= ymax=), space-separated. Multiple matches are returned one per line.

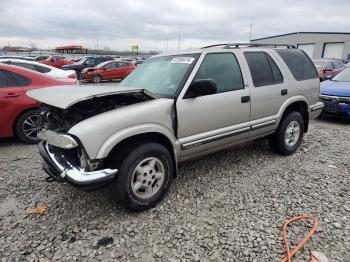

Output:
xmin=96 ymin=123 xmax=179 ymax=159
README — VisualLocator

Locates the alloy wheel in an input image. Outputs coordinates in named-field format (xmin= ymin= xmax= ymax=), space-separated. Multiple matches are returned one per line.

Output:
xmin=131 ymin=157 xmax=165 ymax=199
xmin=284 ymin=120 xmax=301 ymax=147
xmin=22 ymin=113 xmax=41 ymax=140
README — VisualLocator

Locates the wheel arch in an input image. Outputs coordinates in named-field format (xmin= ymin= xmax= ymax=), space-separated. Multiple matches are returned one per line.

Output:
xmin=278 ymin=99 xmax=309 ymax=133
xmin=103 ymin=132 xmax=179 ymax=177
xmin=92 ymin=73 xmax=102 ymax=82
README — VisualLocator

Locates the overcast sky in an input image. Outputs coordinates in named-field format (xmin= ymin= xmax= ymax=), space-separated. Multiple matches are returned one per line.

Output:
xmin=0 ymin=0 xmax=349 ymax=52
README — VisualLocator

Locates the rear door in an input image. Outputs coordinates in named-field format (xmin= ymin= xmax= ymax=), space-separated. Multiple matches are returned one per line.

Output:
xmin=176 ymin=52 xmax=251 ymax=158
xmin=0 ymin=70 xmax=29 ymax=137
xmin=103 ymin=62 xmax=118 ymax=80
xmin=242 ymin=51 xmax=289 ymax=136
xmin=118 ymin=62 xmax=132 ymax=78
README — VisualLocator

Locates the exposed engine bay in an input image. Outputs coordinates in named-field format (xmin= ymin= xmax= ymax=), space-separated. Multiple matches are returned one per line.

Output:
xmin=39 ymin=93 xmax=153 ymax=132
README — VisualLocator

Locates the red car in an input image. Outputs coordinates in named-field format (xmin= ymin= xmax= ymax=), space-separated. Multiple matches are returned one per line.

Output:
xmin=81 ymin=60 xmax=135 ymax=83
xmin=313 ymin=59 xmax=345 ymax=81
xmin=40 ymin=55 xmax=74 ymax=69
xmin=0 ymin=63 xmax=76 ymax=143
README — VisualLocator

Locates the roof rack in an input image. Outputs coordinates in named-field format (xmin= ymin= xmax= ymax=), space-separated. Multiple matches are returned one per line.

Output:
xmin=201 ymin=43 xmax=297 ymax=49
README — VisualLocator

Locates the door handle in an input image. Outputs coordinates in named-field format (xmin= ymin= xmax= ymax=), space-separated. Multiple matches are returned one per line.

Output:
xmin=4 ymin=93 xmax=20 ymax=98
xmin=241 ymin=96 xmax=250 ymax=103
xmin=281 ymin=89 xmax=288 ymax=96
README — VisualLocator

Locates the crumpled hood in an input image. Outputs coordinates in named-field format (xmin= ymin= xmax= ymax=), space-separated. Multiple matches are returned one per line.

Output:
xmin=321 ymin=80 xmax=350 ymax=97
xmin=26 ymin=85 xmax=158 ymax=109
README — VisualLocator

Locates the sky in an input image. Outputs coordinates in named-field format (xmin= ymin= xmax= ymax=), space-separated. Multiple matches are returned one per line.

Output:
xmin=0 ymin=0 xmax=349 ymax=52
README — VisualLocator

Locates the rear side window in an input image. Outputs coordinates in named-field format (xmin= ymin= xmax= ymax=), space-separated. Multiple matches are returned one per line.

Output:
xmin=244 ymin=52 xmax=283 ymax=87
xmin=276 ymin=49 xmax=318 ymax=81
xmin=333 ymin=61 xmax=343 ymax=69
xmin=0 ymin=71 xmax=7 ymax=86
xmin=194 ymin=53 xmax=244 ymax=93
xmin=34 ymin=65 xmax=51 ymax=73
xmin=6 ymin=71 xmax=31 ymax=86
xmin=13 ymin=62 xmax=36 ymax=71
xmin=105 ymin=62 xmax=117 ymax=69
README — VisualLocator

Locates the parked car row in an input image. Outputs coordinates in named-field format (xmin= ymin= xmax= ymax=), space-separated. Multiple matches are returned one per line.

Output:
xmin=0 ymin=55 xmax=139 ymax=83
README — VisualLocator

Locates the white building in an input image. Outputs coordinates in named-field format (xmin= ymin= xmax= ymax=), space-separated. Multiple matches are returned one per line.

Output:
xmin=251 ymin=32 xmax=350 ymax=60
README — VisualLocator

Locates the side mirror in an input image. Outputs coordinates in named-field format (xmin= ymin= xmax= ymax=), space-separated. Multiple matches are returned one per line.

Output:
xmin=102 ymin=67 xmax=107 ymax=71
xmin=185 ymin=79 xmax=217 ymax=98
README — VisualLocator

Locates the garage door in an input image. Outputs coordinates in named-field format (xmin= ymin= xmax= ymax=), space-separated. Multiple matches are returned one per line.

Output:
xmin=323 ymin=43 xmax=344 ymax=59
xmin=298 ymin=44 xmax=315 ymax=58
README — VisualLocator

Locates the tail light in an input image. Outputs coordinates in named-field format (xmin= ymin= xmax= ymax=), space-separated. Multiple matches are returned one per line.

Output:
xmin=68 ymin=73 xmax=76 ymax=79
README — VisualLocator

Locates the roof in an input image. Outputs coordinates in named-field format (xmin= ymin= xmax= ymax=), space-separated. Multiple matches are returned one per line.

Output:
xmin=251 ymin=32 xmax=350 ymax=42
xmin=55 ymin=45 xmax=84 ymax=50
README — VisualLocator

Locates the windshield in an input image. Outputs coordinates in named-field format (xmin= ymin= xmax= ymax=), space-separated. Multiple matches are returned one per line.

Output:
xmin=77 ymin=57 xmax=91 ymax=64
xmin=332 ymin=67 xmax=350 ymax=82
xmin=119 ymin=54 xmax=199 ymax=98
xmin=96 ymin=61 xmax=110 ymax=68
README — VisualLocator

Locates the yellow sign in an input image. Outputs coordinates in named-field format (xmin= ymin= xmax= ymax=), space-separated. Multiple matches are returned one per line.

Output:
xmin=132 ymin=44 xmax=139 ymax=53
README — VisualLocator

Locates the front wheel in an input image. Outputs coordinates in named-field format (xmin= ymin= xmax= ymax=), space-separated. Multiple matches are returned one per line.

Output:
xmin=92 ymin=74 xmax=101 ymax=83
xmin=269 ymin=111 xmax=304 ymax=155
xmin=111 ymin=143 xmax=174 ymax=211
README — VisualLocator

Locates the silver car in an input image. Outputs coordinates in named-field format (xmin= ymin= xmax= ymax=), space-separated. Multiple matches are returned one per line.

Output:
xmin=27 ymin=43 xmax=324 ymax=211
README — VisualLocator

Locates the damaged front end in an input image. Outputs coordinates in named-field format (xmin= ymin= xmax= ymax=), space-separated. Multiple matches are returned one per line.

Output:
xmin=28 ymin=86 xmax=157 ymax=189
xmin=38 ymin=140 xmax=117 ymax=188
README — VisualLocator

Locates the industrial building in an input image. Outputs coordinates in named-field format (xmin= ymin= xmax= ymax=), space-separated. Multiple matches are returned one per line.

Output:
xmin=251 ymin=32 xmax=350 ymax=60
xmin=55 ymin=45 xmax=88 ymax=54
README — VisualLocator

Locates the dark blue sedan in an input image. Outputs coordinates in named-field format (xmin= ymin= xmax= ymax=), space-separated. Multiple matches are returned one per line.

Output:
xmin=320 ymin=67 xmax=350 ymax=117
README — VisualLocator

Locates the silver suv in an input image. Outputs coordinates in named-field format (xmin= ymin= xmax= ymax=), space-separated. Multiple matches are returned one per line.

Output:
xmin=28 ymin=43 xmax=324 ymax=211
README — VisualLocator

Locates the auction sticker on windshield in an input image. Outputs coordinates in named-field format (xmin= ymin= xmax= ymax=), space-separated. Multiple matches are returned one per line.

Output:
xmin=170 ymin=57 xmax=195 ymax=64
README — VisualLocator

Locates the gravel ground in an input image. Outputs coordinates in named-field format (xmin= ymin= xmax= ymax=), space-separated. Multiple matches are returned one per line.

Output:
xmin=0 ymin=118 xmax=350 ymax=261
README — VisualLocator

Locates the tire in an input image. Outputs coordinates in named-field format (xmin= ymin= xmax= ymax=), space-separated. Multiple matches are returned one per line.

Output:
xmin=269 ymin=111 xmax=304 ymax=155
xmin=15 ymin=109 xmax=41 ymax=144
xmin=92 ymin=74 xmax=101 ymax=83
xmin=111 ymin=143 xmax=174 ymax=211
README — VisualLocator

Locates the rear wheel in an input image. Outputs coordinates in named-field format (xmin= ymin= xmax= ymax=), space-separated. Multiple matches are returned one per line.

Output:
xmin=92 ymin=74 xmax=101 ymax=83
xmin=269 ymin=111 xmax=304 ymax=155
xmin=15 ymin=109 xmax=41 ymax=144
xmin=111 ymin=143 xmax=173 ymax=211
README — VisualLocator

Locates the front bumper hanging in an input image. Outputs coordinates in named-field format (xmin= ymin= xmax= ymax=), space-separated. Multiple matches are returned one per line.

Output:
xmin=38 ymin=141 xmax=117 ymax=187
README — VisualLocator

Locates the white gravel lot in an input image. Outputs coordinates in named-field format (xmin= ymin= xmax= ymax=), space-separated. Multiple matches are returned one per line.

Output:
xmin=0 ymin=118 xmax=350 ymax=261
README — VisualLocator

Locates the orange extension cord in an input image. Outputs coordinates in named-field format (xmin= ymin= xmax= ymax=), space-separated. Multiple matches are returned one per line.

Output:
xmin=281 ymin=215 xmax=319 ymax=262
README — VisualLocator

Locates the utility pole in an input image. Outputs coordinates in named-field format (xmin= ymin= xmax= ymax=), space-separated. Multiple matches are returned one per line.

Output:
xmin=178 ymin=26 xmax=181 ymax=52
xmin=166 ymin=38 xmax=169 ymax=54
xmin=249 ymin=24 xmax=253 ymax=42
